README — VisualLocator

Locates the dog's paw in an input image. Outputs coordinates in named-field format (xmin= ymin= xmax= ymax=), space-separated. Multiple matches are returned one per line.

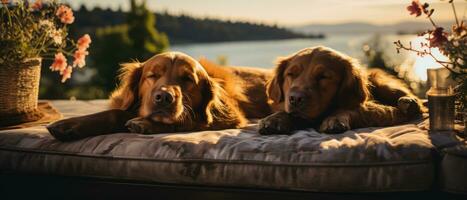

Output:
xmin=397 ymin=96 xmax=422 ymax=119
xmin=126 ymin=118 xmax=152 ymax=134
xmin=319 ymin=114 xmax=351 ymax=134
xmin=258 ymin=112 xmax=294 ymax=135
xmin=47 ymin=120 xmax=81 ymax=142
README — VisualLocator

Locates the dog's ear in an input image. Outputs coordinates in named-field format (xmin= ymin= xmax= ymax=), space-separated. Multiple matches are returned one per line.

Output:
xmin=196 ymin=60 xmax=246 ymax=129
xmin=198 ymin=74 xmax=246 ymax=129
xmin=197 ymin=75 xmax=217 ymax=126
xmin=109 ymin=62 xmax=143 ymax=111
xmin=266 ymin=56 xmax=291 ymax=104
xmin=335 ymin=59 xmax=369 ymax=109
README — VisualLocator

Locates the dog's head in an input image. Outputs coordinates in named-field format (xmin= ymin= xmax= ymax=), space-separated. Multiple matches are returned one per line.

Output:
xmin=110 ymin=52 xmax=220 ymax=126
xmin=266 ymin=46 xmax=368 ymax=119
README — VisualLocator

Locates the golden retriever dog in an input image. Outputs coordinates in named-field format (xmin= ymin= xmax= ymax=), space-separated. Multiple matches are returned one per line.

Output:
xmin=258 ymin=46 xmax=424 ymax=135
xmin=48 ymin=52 xmax=272 ymax=141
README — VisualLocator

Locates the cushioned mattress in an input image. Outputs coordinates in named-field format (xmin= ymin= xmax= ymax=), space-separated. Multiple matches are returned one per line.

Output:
xmin=441 ymin=140 xmax=467 ymax=194
xmin=0 ymin=100 xmax=435 ymax=192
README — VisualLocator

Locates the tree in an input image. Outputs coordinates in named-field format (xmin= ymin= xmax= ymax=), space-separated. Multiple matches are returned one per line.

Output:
xmin=127 ymin=0 xmax=169 ymax=60
xmin=92 ymin=25 xmax=132 ymax=92
xmin=90 ymin=0 xmax=169 ymax=93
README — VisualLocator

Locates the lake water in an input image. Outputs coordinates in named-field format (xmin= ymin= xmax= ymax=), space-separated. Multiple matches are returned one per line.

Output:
xmin=171 ymin=33 xmax=448 ymax=82
xmin=171 ymin=33 xmax=414 ymax=68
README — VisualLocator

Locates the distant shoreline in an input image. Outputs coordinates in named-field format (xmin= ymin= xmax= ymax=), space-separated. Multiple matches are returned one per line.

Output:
xmin=169 ymin=35 xmax=325 ymax=45
xmin=73 ymin=8 xmax=325 ymax=44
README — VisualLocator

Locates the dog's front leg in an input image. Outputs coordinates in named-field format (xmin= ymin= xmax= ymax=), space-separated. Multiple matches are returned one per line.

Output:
xmin=47 ymin=109 xmax=136 ymax=141
xmin=320 ymin=98 xmax=424 ymax=134
xmin=258 ymin=111 xmax=313 ymax=135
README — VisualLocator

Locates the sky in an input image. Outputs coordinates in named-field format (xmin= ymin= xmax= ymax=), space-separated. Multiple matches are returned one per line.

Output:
xmin=64 ymin=0 xmax=466 ymax=26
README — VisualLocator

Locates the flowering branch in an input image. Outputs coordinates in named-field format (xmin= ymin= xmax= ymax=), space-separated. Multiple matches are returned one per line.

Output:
xmin=396 ymin=0 xmax=467 ymax=112
xmin=394 ymin=40 xmax=456 ymax=73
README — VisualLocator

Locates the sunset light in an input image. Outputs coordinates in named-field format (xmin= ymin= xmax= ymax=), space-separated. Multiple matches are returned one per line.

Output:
xmin=409 ymin=35 xmax=450 ymax=81
xmin=1 ymin=1 xmax=465 ymax=198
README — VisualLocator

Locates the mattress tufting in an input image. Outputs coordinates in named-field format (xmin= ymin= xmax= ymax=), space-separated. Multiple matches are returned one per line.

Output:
xmin=0 ymin=100 xmax=436 ymax=192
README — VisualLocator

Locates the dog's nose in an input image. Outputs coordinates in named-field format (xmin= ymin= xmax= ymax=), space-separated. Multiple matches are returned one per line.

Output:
xmin=154 ymin=90 xmax=174 ymax=106
xmin=288 ymin=91 xmax=306 ymax=107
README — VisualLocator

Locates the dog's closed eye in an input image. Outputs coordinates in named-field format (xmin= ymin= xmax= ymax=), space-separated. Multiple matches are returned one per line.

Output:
xmin=317 ymin=74 xmax=329 ymax=80
xmin=285 ymin=72 xmax=296 ymax=78
xmin=180 ymin=75 xmax=194 ymax=83
xmin=285 ymin=67 xmax=302 ymax=79
xmin=146 ymin=72 xmax=161 ymax=80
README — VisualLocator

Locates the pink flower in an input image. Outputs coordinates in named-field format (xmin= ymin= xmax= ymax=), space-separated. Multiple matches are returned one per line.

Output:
xmin=30 ymin=0 xmax=42 ymax=10
xmin=407 ymin=0 xmax=422 ymax=17
xmin=56 ymin=5 xmax=75 ymax=24
xmin=61 ymin=66 xmax=73 ymax=83
xmin=50 ymin=52 xmax=67 ymax=72
xmin=72 ymin=49 xmax=88 ymax=68
xmin=76 ymin=34 xmax=92 ymax=50
xmin=429 ymin=27 xmax=448 ymax=47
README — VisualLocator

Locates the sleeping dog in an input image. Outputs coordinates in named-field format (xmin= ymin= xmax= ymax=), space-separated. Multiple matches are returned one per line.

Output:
xmin=258 ymin=46 xmax=425 ymax=135
xmin=48 ymin=52 xmax=273 ymax=141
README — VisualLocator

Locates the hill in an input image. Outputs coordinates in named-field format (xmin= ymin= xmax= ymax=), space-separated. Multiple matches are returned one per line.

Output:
xmin=72 ymin=6 xmax=324 ymax=44
xmin=292 ymin=21 xmax=452 ymax=35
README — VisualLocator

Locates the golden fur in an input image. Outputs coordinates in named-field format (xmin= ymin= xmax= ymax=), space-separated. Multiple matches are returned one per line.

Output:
xmin=262 ymin=46 xmax=424 ymax=134
xmin=49 ymin=48 xmax=424 ymax=140
xmin=110 ymin=52 xmax=271 ymax=133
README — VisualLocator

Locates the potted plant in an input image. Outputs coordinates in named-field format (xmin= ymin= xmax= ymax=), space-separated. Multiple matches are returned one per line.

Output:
xmin=394 ymin=0 xmax=466 ymax=132
xmin=0 ymin=0 xmax=91 ymax=126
